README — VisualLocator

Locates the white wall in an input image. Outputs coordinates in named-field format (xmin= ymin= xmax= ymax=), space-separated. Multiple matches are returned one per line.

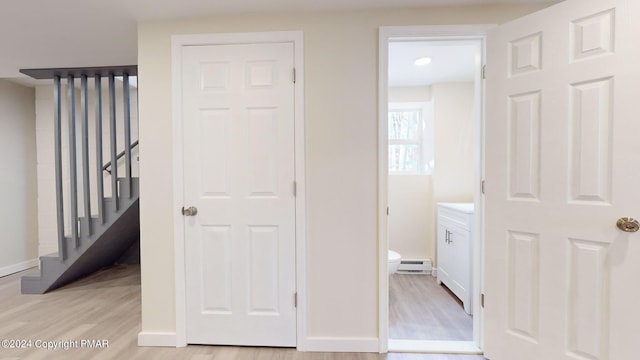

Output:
xmin=433 ymin=82 xmax=476 ymax=203
xmin=389 ymin=86 xmax=432 ymax=103
xmin=388 ymin=83 xmax=476 ymax=264
xmin=137 ymin=4 xmax=549 ymax=349
xmin=35 ymin=86 xmax=58 ymax=255
xmin=0 ymin=80 xmax=38 ymax=275
xmin=388 ymin=175 xmax=435 ymax=260
xmin=388 ymin=86 xmax=435 ymax=260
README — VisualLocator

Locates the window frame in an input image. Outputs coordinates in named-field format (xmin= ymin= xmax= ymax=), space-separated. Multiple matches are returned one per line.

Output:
xmin=388 ymin=101 xmax=432 ymax=175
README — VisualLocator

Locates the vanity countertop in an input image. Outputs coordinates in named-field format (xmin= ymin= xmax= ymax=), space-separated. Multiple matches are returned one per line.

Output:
xmin=437 ymin=202 xmax=474 ymax=213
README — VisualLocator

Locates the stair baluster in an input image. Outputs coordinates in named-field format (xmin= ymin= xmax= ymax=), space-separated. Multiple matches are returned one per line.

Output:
xmin=108 ymin=73 xmax=119 ymax=211
xmin=123 ymin=73 xmax=133 ymax=199
xmin=67 ymin=74 xmax=79 ymax=248
xmin=53 ymin=75 xmax=66 ymax=261
xmin=18 ymin=66 xmax=139 ymax=294
xmin=80 ymin=74 xmax=92 ymax=237
xmin=95 ymin=75 xmax=105 ymax=225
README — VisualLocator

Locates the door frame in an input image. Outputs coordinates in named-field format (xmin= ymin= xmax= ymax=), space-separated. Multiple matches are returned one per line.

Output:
xmin=171 ymin=31 xmax=306 ymax=348
xmin=378 ymin=25 xmax=492 ymax=353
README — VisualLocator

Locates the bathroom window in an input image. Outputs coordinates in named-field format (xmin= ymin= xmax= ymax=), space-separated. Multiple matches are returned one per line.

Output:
xmin=388 ymin=102 xmax=434 ymax=174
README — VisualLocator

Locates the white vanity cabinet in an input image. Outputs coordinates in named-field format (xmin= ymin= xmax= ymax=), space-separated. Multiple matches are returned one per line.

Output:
xmin=436 ymin=202 xmax=474 ymax=315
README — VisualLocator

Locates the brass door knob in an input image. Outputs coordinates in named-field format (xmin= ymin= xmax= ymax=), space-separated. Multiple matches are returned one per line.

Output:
xmin=616 ymin=217 xmax=639 ymax=232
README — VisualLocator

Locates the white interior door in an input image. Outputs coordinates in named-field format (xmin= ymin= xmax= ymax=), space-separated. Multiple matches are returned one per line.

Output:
xmin=181 ymin=42 xmax=297 ymax=347
xmin=484 ymin=0 xmax=640 ymax=359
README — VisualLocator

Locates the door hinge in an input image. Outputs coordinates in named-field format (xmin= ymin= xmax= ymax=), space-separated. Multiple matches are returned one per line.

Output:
xmin=294 ymin=292 xmax=298 ymax=308
xmin=292 ymin=68 xmax=296 ymax=84
xmin=481 ymin=293 xmax=485 ymax=308
xmin=482 ymin=64 xmax=486 ymax=80
xmin=481 ymin=180 xmax=486 ymax=194
xmin=293 ymin=181 xmax=297 ymax=196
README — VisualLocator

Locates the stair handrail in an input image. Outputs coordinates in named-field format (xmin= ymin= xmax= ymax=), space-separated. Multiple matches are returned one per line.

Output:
xmin=103 ymin=140 xmax=139 ymax=174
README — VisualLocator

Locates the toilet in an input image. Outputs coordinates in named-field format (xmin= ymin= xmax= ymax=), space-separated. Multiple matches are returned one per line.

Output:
xmin=388 ymin=250 xmax=401 ymax=274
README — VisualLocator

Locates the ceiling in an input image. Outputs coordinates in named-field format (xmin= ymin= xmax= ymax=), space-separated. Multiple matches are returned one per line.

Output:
xmin=389 ymin=41 xmax=480 ymax=87
xmin=0 ymin=0 xmax=556 ymax=83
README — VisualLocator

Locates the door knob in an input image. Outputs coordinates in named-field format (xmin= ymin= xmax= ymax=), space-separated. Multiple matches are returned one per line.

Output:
xmin=616 ymin=217 xmax=639 ymax=232
xmin=182 ymin=206 xmax=198 ymax=216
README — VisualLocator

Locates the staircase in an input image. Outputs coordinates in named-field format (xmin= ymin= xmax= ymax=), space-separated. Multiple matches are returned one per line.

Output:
xmin=19 ymin=66 xmax=139 ymax=294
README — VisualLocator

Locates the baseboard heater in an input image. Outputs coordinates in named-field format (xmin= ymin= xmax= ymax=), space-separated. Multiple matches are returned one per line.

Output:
xmin=397 ymin=259 xmax=433 ymax=275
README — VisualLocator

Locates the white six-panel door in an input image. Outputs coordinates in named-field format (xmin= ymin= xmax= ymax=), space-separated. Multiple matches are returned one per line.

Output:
xmin=485 ymin=0 xmax=640 ymax=359
xmin=181 ymin=42 xmax=297 ymax=346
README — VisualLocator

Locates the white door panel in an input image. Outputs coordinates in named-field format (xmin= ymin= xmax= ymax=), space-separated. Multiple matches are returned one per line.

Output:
xmin=485 ymin=0 xmax=640 ymax=359
xmin=182 ymin=42 xmax=296 ymax=347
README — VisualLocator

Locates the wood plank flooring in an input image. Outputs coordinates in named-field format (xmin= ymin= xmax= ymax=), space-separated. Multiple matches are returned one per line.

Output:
xmin=0 ymin=265 xmax=484 ymax=360
xmin=389 ymin=274 xmax=473 ymax=341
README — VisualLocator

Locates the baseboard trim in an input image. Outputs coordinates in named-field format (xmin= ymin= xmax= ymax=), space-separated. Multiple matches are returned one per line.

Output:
xmin=303 ymin=337 xmax=379 ymax=352
xmin=0 ymin=259 xmax=38 ymax=277
xmin=137 ymin=332 xmax=178 ymax=347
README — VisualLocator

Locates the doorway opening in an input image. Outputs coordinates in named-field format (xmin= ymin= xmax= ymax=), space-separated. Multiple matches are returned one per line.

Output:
xmin=378 ymin=26 xmax=490 ymax=354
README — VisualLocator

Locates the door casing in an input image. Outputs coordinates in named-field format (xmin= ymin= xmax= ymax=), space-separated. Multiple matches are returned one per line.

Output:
xmin=171 ymin=31 xmax=306 ymax=349
xmin=378 ymin=25 xmax=493 ymax=353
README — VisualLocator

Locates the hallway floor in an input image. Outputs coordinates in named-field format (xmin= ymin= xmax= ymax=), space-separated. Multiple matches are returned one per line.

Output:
xmin=0 ymin=265 xmax=483 ymax=359
xmin=389 ymin=274 xmax=473 ymax=341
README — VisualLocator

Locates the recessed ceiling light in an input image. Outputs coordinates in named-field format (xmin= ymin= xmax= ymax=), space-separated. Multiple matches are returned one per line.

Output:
xmin=414 ymin=57 xmax=432 ymax=66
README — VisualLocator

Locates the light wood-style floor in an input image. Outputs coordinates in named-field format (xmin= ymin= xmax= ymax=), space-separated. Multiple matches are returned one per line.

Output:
xmin=0 ymin=265 xmax=484 ymax=360
xmin=389 ymin=274 xmax=473 ymax=341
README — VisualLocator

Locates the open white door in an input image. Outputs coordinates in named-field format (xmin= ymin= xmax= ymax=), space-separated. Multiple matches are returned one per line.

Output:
xmin=485 ymin=0 xmax=640 ymax=359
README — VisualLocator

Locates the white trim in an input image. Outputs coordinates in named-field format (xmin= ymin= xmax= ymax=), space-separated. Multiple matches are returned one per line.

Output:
xmin=304 ymin=337 xmax=379 ymax=352
xmin=378 ymin=24 xmax=494 ymax=354
xmin=171 ymin=33 xmax=188 ymax=348
xmin=381 ymin=24 xmax=495 ymax=39
xmin=171 ymin=31 xmax=306 ymax=350
xmin=291 ymin=32 xmax=308 ymax=353
xmin=0 ymin=259 xmax=38 ymax=277
xmin=377 ymin=27 xmax=390 ymax=353
xmin=137 ymin=332 xmax=177 ymax=347
xmin=473 ymin=30 xmax=489 ymax=351
xmin=388 ymin=340 xmax=482 ymax=354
